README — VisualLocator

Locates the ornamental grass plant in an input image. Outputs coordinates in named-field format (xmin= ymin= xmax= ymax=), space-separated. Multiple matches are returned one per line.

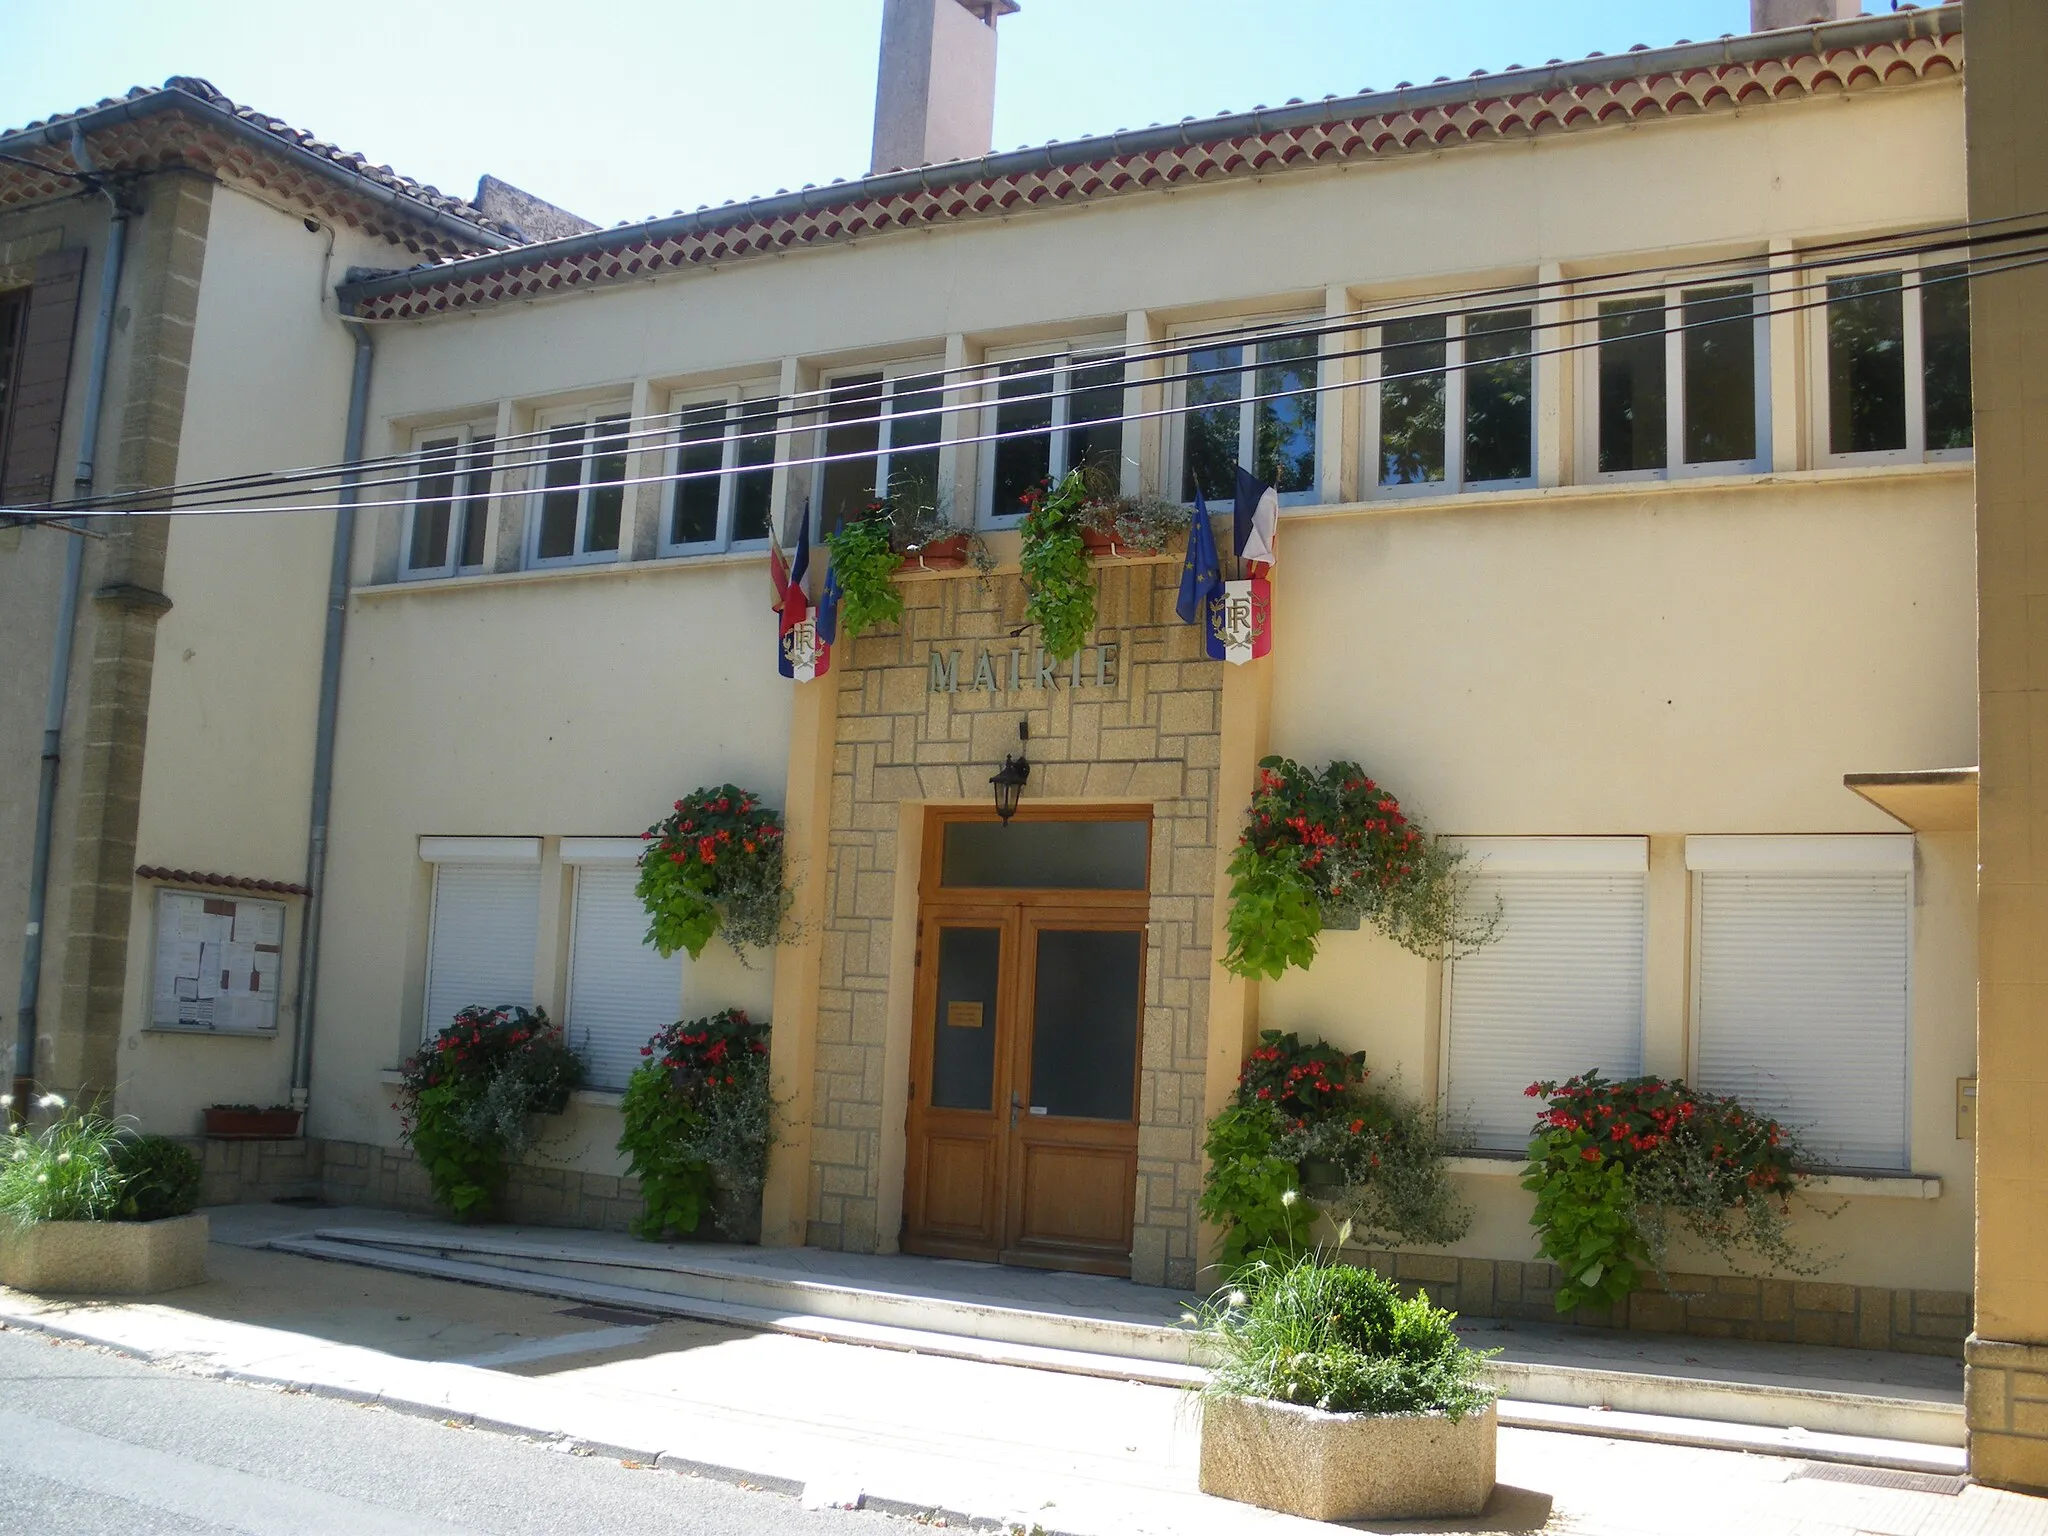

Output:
xmin=0 ymin=1096 xmax=202 ymax=1227
xmin=1201 ymin=1235 xmax=1496 ymax=1420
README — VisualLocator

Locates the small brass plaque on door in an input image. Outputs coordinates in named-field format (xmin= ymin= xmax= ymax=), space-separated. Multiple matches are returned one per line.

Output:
xmin=945 ymin=1000 xmax=984 ymax=1029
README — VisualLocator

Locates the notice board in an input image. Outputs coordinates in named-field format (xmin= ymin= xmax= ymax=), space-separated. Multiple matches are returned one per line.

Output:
xmin=149 ymin=888 xmax=285 ymax=1033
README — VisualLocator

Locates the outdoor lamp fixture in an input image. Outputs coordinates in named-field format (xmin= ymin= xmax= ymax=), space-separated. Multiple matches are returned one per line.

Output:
xmin=990 ymin=721 xmax=1030 ymax=825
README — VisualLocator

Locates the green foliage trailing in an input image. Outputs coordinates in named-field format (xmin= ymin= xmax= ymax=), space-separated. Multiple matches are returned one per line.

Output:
xmin=110 ymin=1135 xmax=202 ymax=1222
xmin=636 ymin=785 xmax=790 ymax=961
xmin=1202 ymin=1243 xmax=1496 ymax=1419
xmin=1522 ymin=1070 xmax=1828 ymax=1314
xmin=395 ymin=1005 xmax=585 ymax=1221
xmin=823 ymin=509 xmax=905 ymax=641
xmin=618 ymin=1009 xmax=775 ymax=1241
xmin=1221 ymin=758 xmax=1495 ymax=983
xmin=1198 ymin=1101 xmax=1313 ymax=1271
xmin=1019 ymin=470 xmax=1097 ymax=663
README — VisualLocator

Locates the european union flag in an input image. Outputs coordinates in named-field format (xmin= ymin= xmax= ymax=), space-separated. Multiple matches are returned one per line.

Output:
xmin=1177 ymin=485 xmax=1223 ymax=628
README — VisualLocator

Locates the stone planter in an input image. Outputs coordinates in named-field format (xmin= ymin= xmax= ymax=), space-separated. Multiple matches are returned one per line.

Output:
xmin=0 ymin=1213 xmax=209 ymax=1295
xmin=1198 ymin=1393 xmax=1495 ymax=1522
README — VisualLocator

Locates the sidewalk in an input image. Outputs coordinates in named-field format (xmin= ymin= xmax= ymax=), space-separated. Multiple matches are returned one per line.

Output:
xmin=1 ymin=1208 xmax=2041 ymax=1536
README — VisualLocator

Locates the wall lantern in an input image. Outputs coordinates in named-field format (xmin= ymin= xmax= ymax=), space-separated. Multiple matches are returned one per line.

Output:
xmin=989 ymin=721 xmax=1031 ymax=825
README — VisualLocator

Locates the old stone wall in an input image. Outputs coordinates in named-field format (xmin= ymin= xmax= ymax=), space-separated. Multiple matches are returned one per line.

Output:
xmin=809 ymin=559 xmax=1223 ymax=1286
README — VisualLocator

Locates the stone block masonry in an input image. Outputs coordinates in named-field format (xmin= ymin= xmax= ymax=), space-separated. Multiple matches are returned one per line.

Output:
xmin=811 ymin=560 xmax=1222 ymax=1287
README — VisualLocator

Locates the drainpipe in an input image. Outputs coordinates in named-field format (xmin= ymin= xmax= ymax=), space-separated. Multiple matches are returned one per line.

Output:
xmin=12 ymin=143 xmax=129 ymax=1110
xmin=287 ymin=317 xmax=372 ymax=1112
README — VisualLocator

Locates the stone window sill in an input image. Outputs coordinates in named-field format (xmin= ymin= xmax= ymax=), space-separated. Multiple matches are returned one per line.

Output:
xmin=1444 ymin=1153 xmax=1942 ymax=1199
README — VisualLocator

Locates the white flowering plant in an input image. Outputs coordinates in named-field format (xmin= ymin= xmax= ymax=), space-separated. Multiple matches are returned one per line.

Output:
xmin=1 ymin=1097 xmax=127 ymax=1226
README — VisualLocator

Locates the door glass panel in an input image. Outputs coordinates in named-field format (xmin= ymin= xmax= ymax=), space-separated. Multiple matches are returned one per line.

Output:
xmin=1029 ymin=929 xmax=1142 ymax=1121
xmin=941 ymin=820 xmax=1148 ymax=890
xmin=930 ymin=926 xmax=1001 ymax=1111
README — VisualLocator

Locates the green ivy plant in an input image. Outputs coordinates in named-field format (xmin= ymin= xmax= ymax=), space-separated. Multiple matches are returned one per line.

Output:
xmin=618 ymin=1009 xmax=775 ymax=1241
xmin=824 ymin=508 xmax=905 ymax=641
xmin=1019 ymin=470 xmax=1096 ymax=663
xmin=1198 ymin=1101 xmax=1313 ymax=1271
xmin=1525 ymin=1153 xmax=1645 ymax=1313
xmin=637 ymin=786 xmax=790 ymax=960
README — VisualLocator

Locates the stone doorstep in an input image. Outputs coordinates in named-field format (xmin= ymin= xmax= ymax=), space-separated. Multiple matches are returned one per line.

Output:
xmin=270 ymin=1229 xmax=1965 ymax=1464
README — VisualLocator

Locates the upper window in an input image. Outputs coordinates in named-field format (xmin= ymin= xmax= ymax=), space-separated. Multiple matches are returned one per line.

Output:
xmin=1371 ymin=305 xmax=1534 ymax=494
xmin=981 ymin=344 xmax=1126 ymax=522
xmin=0 ymin=287 xmax=28 ymax=486
xmin=529 ymin=405 xmax=631 ymax=567
xmin=817 ymin=365 xmax=944 ymax=536
xmin=1442 ymin=838 xmax=1648 ymax=1152
xmin=1820 ymin=261 xmax=1972 ymax=463
xmin=1175 ymin=325 xmax=1318 ymax=504
xmin=1592 ymin=281 xmax=1768 ymax=478
xmin=1688 ymin=836 xmax=1912 ymax=1171
xmin=664 ymin=390 xmax=778 ymax=555
xmin=401 ymin=423 xmax=495 ymax=579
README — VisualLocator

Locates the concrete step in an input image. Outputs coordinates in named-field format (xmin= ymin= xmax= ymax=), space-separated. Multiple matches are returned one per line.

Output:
xmin=269 ymin=1228 xmax=1966 ymax=1461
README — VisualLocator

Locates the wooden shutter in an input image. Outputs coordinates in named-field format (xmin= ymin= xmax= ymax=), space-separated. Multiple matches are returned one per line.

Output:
xmin=422 ymin=862 xmax=541 ymax=1040
xmin=1443 ymin=839 xmax=1648 ymax=1151
xmin=1 ymin=247 xmax=87 ymax=507
xmin=1690 ymin=837 xmax=1912 ymax=1171
xmin=565 ymin=858 xmax=684 ymax=1090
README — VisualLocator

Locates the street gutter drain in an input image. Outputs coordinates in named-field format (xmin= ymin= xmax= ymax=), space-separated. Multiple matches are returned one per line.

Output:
xmin=555 ymin=1305 xmax=665 ymax=1328
xmin=1790 ymin=1465 xmax=1966 ymax=1496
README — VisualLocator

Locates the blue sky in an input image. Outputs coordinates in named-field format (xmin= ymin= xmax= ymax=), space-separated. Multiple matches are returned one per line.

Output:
xmin=8 ymin=2 xmax=1829 ymax=227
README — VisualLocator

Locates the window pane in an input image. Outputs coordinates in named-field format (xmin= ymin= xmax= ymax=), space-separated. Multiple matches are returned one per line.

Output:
xmin=583 ymin=414 xmax=629 ymax=554
xmin=941 ymin=819 xmax=1149 ymax=890
xmin=1028 ymin=928 xmax=1141 ymax=1121
xmin=992 ymin=357 xmax=1054 ymax=518
xmin=931 ymin=926 xmax=1000 ymax=1112
xmin=1828 ymin=272 xmax=1907 ymax=455
xmin=458 ymin=436 xmax=493 ymax=568
xmin=408 ymin=437 xmax=459 ymax=571
xmin=1379 ymin=317 xmax=1447 ymax=486
xmin=1922 ymin=264 xmax=1973 ymax=451
xmin=1599 ymin=299 xmax=1667 ymax=473
xmin=670 ymin=404 xmax=725 ymax=546
xmin=1465 ymin=308 xmax=1534 ymax=483
xmin=732 ymin=398 xmax=777 ymax=542
xmin=886 ymin=373 xmax=944 ymax=508
xmin=1180 ymin=345 xmax=1241 ymax=502
xmin=820 ymin=373 xmax=883 ymax=535
xmin=1066 ymin=356 xmax=1126 ymax=488
xmin=1682 ymin=286 xmax=1757 ymax=465
xmin=537 ymin=425 xmax=582 ymax=560
xmin=1255 ymin=334 xmax=1317 ymax=493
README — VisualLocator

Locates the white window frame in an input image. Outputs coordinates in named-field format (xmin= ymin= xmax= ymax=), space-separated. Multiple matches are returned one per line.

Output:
xmin=1165 ymin=318 xmax=1323 ymax=509
xmin=1685 ymin=834 xmax=1914 ymax=1172
xmin=659 ymin=386 xmax=780 ymax=557
xmin=813 ymin=359 xmax=949 ymax=539
xmin=401 ymin=421 xmax=496 ymax=580
xmin=1580 ymin=278 xmax=1772 ymax=483
xmin=1365 ymin=304 xmax=1539 ymax=497
xmin=525 ymin=401 xmax=633 ymax=570
xmin=975 ymin=336 xmax=1128 ymax=527
xmin=1811 ymin=253 xmax=1974 ymax=468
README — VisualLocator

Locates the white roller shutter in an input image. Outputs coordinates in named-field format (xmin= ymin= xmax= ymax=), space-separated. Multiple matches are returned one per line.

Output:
xmin=422 ymin=862 xmax=541 ymax=1040
xmin=1691 ymin=840 xmax=1911 ymax=1171
xmin=1444 ymin=839 xmax=1647 ymax=1152
xmin=567 ymin=862 xmax=684 ymax=1090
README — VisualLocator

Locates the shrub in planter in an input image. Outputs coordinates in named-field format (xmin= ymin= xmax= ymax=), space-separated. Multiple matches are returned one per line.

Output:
xmin=1522 ymin=1070 xmax=1828 ymax=1313
xmin=637 ymin=786 xmax=791 ymax=960
xmin=1 ymin=1095 xmax=125 ymax=1223
xmin=394 ymin=1005 xmax=585 ymax=1221
xmin=1197 ymin=1241 xmax=1497 ymax=1520
xmin=1018 ymin=470 xmax=1096 ymax=663
xmin=111 ymin=1135 xmax=202 ymax=1222
xmin=618 ymin=1009 xmax=774 ymax=1241
xmin=1202 ymin=1031 xmax=1470 ymax=1272
xmin=1222 ymin=757 xmax=1497 ymax=982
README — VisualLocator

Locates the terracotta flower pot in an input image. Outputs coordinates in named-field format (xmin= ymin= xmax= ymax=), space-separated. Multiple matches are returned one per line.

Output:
xmin=201 ymin=1107 xmax=302 ymax=1140
xmin=904 ymin=532 xmax=969 ymax=570
xmin=1079 ymin=526 xmax=1137 ymax=559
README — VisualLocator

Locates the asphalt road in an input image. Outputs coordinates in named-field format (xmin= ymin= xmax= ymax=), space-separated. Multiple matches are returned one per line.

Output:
xmin=0 ymin=1326 xmax=936 ymax=1536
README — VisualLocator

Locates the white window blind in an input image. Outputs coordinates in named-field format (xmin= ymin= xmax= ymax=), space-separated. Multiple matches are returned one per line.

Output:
xmin=566 ymin=860 xmax=684 ymax=1090
xmin=1691 ymin=837 xmax=1912 ymax=1171
xmin=422 ymin=862 xmax=540 ymax=1040
xmin=1443 ymin=839 xmax=1648 ymax=1151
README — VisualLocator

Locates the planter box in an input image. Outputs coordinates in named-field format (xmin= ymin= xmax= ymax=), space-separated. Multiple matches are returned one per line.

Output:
xmin=901 ymin=533 xmax=969 ymax=570
xmin=1199 ymin=1393 xmax=1495 ymax=1522
xmin=1079 ymin=526 xmax=1142 ymax=559
xmin=0 ymin=1213 xmax=209 ymax=1295
xmin=203 ymin=1107 xmax=302 ymax=1139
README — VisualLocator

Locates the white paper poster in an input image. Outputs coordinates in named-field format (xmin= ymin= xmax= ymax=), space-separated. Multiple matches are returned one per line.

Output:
xmin=151 ymin=889 xmax=287 ymax=1032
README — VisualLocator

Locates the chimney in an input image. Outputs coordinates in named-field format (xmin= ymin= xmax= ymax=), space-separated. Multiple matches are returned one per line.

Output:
xmin=870 ymin=0 xmax=1019 ymax=175
xmin=1751 ymin=0 xmax=1861 ymax=29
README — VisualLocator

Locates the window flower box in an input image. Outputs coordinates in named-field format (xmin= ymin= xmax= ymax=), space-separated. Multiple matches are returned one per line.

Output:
xmin=202 ymin=1106 xmax=302 ymax=1140
xmin=901 ymin=531 xmax=970 ymax=570
xmin=1199 ymin=1394 xmax=1497 ymax=1521
xmin=0 ymin=1212 xmax=209 ymax=1296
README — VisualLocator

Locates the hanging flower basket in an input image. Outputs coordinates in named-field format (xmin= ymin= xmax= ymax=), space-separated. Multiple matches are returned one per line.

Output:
xmin=637 ymin=785 xmax=792 ymax=959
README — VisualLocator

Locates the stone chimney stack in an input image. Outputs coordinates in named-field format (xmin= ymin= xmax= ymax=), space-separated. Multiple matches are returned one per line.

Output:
xmin=870 ymin=0 xmax=1019 ymax=175
xmin=1751 ymin=0 xmax=1861 ymax=29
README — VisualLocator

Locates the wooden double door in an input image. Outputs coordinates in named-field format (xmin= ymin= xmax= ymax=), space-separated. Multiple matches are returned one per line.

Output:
xmin=902 ymin=816 xmax=1149 ymax=1275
